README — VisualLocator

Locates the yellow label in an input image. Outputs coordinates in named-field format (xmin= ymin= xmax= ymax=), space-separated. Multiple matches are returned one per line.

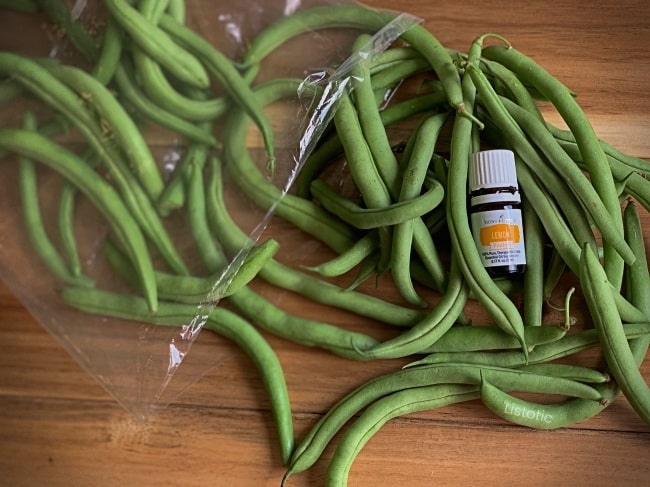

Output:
xmin=479 ymin=223 xmax=521 ymax=246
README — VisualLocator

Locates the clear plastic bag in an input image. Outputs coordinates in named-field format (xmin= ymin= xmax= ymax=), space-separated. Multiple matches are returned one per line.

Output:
xmin=0 ymin=0 xmax=420 ymax=419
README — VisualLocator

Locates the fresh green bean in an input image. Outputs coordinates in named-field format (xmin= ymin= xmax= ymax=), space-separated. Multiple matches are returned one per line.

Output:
xmin=391 ymin=112 xmax=449 ymax=307
xmin=228 ymin=286 xmax=381 ymax=360
xmin=59 ymin=286 xmax=294 ymax=466
xmin=581 ymin=243 xmax=650 ymax=424
xmin=17 ymin=113 xmax=93 ymax=287
xmin=516 ymin=364 xmax=609 ymax=384
xmin=46 ymin=62 xmax=165 ymax=202
xmin=302 ymin=232 xmax=378 ymax=278
xmin=479 ymin=376 xmax=614 ymax=430
xmin=310 ymin=177 xmax=444 ymax=230
xmin=522 ymin=197 xmax=544 ymax=326
xmin=543 ymin=248 xmax=567 ymax=299
xmin=113 ymin=60 xmax=218 ymax=146
xmin=91 ymin=18 xmax=122 ymax=85
xmin=421 ymin=323 xmax=568 ymax=354
xmin=104 ymin=0 xmax=209 ymax=89
xmin=0 ymin=129 xmax=157 ymax=310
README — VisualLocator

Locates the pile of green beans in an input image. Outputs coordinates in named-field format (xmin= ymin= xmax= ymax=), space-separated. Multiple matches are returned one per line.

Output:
xmin=2 ymin=2 xmax=650 ymax=485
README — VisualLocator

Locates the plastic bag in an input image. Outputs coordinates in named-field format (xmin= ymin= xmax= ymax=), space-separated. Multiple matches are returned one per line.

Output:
xmin=0 ymin=0 xmax=420 ymax=419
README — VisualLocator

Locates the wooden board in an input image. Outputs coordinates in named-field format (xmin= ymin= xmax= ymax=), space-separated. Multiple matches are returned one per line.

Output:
xmin=1 ymin=1 xmax=649 ymax=486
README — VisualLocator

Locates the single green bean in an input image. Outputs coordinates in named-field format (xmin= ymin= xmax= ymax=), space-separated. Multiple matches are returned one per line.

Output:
xmin=91 ymin=18 xmax=122 ymax=85
xmin=522 ymin=197 xmax=544 ymax=326
xmin=310 ymin=177 xmax=444 ymax=230
xmin=581 ymin=244 xmax=650 ymax=424
xmin=302 ymin=231 xmax=378 ymax=278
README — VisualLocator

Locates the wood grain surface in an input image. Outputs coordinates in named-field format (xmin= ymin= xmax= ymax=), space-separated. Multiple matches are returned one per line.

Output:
xmin=1 ymin=1 xmax=649 ymax=486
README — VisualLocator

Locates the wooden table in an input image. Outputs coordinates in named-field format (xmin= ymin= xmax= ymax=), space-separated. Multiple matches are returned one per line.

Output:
xmin=1 ymin=1 xmax=649 ymax=485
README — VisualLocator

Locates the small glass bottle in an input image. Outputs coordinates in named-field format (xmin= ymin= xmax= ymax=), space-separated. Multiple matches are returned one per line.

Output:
xmin=469 ymin=149 xmax=526 ymax=277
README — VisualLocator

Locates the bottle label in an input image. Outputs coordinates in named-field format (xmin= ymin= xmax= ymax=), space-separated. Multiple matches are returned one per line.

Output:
xmin=470 ymin=208 xmax=526 ymax=268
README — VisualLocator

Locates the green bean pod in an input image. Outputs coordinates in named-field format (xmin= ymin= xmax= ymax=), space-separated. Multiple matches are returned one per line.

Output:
xmin=103 ymin=0 xmax=210 ymax=88
xmin=580 ymin=244 xmax=650 ymax=425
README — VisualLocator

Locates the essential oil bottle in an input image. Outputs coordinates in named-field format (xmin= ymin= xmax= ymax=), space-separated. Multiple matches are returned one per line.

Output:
xmin=469 ymin=149 xmax=526 ymax=277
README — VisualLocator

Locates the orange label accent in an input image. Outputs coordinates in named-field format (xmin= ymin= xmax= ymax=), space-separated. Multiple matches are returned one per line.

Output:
xmin=479 ymin=224 xmax=521 ymax=246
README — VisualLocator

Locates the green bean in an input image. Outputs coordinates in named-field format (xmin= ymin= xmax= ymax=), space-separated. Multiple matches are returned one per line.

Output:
xmin=334 ymin=87 xmax=394 ymax=272
xmin=138 ymin=0 xmax=170 ymax=23
xmin=391 ymin=112 xmax=449 ymax=307
xmin=0 ymin=129 xmax=157 ymax=310
xmin=242 ymin=5 xmax=465 ymax=115
xmin=421 ymin=323 xmax=568 ymax=354
xmin=159 ymin=13 xmax=276 ymax=165
xmin=325 ymin=384 xmax=479 ymax=486
xmin=310 ymin=178 xmax=444 ymax=230
xmin=483 ymin=45 xmax=627 ymax=289
xmin=522 ymin=197 xmax=544 ymax=326
xmin=349 ymin=34 xmax=401 ymax=198
xmin=104 ymin=0 xmax=209 ymax=89
xmin=623 ymin=200 xmax=650 ymax=358
xmin=57 ymin=146 xmax=98 ymax=278
xmin=130 ymin=48 xmax=229 ymax=122
xmin=91 ymin=18 xmax=122 ymax=85
xmin=113 ymin=61 xmax=218 ymax=147
xmin=228 ymin=286 xmax=381 ymax=360
xmin=35 ymin=0 xmax=100 ymax=62
xmin=17 ymin=113 xmax=93 ymax=287
xmin=302 ymin=232 xmax=378 ymax=278
xmin=286 ymin=362 xmax=602 ymax=481
xmin=184 ymin=143 xmax=227 ymax=274
xmin=581 ymin=243 xmax=650 ymax=424
xmin=409 ymin=323 xmax=650 ymax=369
xmin=446 ymin=36 xmax=526 ymax=353
xmin=356 ymin=256 xmax=468 ymax=359
xmin=205 ymin=155 xmax=426 ymax=327
xmin=46 ymin=62 xmax=165 ymax=202
xmin=480 ymin=376 xmax=614 ymax=430
xmin=59 ymin=286 xmax=294 ymax=466
xmin=166 ymin=0 xmax=185 ymax=23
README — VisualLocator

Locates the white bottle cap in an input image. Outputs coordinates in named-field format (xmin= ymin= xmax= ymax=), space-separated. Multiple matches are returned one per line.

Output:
xmin=469 ymin=150 xmax=520 ymax=205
